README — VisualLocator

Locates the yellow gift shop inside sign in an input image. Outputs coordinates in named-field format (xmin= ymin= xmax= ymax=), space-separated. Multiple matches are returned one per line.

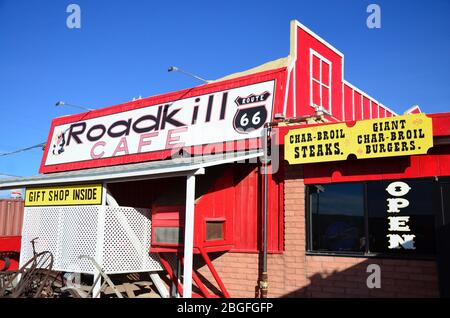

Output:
xmin=25 ymin=184 xmax=103 ymax=207
xmin=285 ymin=113 xmax=433 ymax=164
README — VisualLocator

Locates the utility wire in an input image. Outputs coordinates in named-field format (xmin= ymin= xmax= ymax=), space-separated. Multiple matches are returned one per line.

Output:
xmin=0 ymin=142 xmax=45 ymax=157
xmin=0 ymin=107 xmax=91 ymax=158
xmin=0 ymin=173 xmax=22 ymax=178
xmin=0 ymin=103 xmax=95 ymax=158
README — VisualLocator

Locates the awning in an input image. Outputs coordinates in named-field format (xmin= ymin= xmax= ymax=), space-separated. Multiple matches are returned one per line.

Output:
xmin=0 ymin=150 xmax=263 ymax=189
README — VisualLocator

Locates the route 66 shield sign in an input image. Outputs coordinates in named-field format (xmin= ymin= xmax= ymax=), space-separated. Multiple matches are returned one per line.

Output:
xmin=233 ymin=106 xmax=268 ymax=134
xmin=233 ymin=91 xmax=271 ymax=134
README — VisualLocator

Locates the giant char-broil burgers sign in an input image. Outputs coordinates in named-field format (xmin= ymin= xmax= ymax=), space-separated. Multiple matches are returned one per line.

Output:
xmin=40 ymin=80 xmax=275 ymax=173
xmin=285 ymin=113 xmax=433 ymax=164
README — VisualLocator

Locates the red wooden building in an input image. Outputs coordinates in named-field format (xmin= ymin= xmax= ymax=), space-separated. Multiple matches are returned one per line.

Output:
xmin=0 ymin=20 xmax=448 ymax=298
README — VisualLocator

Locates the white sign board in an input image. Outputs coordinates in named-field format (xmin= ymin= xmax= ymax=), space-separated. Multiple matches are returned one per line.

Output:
xmin=45 ymin=80 xmax=275 ymax=167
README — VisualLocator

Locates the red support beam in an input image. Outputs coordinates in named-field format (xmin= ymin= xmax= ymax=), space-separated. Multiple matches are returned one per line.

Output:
xmin=200 ymin=248 xmax=230 ymax=298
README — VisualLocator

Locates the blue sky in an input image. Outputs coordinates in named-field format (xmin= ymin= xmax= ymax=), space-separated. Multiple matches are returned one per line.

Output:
xmin=0 ymin=0 xmax=449 ymax=195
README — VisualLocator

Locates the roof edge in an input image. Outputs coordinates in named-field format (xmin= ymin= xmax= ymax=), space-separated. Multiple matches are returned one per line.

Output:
xmin=210 ymin=56 xmax=291 ymax=83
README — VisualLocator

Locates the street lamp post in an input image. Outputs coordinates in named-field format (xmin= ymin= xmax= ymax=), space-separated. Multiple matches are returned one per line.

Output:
xmin=55 ymin=101 xmax=95 ymax=111
xmin=167 ymin=66 xmax=211 ymax=84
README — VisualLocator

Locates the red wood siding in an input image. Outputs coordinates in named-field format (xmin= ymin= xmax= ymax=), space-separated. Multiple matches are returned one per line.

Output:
xmin=341 ymin=82 xmax=393 ymax=120
xmin=108 ymin=163 xmax=284 ymax=253
xmin=343 ymin=84 xmax=354 ymax=121
xmin=293 ymin=25 xmax=343 ymax=120
xmin=354 ymin=91 xmax=362 ymax=120
xmin=226 ymin=164 xmax=284 ymax=253
xmin=371 ymin=101 xmax=379 ymax=119
xmin=363 ymin=96 xmax=371 ymax=119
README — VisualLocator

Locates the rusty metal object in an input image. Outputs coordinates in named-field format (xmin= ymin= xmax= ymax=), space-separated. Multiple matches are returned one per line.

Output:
xmin=0 ymin=250 xmax=55 ymax=298
xmin=60 ymin=255 xmax=123 ymax=298
xmin=0 ymin=270 xmax=17 ymax=292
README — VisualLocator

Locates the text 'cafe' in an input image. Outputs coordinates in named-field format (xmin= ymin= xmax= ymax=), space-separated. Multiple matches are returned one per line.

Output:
xmin=0 ymin=20 xmax=449 ymax=298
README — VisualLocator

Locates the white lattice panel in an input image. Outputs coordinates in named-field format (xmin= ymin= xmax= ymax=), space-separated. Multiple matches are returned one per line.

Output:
xmin=20 ymin=206 xmax=162 ymax=274
xmin=102 ymin=207 xmax=162 ymax=273
xmin=58 ymin=206 xmax=99 ymax=273
xmin=20 ymin=207 xmax=61 ymax=267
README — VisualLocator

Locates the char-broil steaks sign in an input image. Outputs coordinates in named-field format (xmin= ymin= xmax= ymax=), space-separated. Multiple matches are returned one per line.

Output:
xmin=42 ymin=80 xmax=275 ymax=171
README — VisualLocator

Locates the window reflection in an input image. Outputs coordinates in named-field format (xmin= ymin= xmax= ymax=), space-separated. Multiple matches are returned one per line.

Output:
xmin=310 ymin=183 xmax=365 ymax=252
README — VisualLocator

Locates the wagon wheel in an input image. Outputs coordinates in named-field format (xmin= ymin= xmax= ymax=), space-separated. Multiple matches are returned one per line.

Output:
xmin=0 ymin=251 xmax=54 ymax=298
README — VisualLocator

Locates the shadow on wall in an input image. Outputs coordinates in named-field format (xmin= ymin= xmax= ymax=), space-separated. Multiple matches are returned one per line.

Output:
xmin=283 ymin=257 xmax=440 ymax=298
xmin=191 ymin=252 xmax=441 ymax=298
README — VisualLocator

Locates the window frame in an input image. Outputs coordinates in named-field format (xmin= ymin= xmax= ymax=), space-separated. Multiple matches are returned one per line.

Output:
xmin=309 ymin=49 xmax=332 ymax=114
xmin=204 ymin=218 xmax=226 ymax=242
xmin=305 ymin=178 xmax=442 ymax=260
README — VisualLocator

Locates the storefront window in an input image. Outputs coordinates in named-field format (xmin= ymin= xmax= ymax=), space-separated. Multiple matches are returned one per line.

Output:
xmin=309 ymin=183 xmax=365 ymax=253
xmin=307 ymin=178 xmax=439 ymax=257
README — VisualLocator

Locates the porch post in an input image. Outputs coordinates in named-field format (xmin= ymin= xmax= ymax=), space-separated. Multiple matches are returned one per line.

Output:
xmin=92 ymin=183 xmax=108 ymax=298
xmin=183 ymin=173 xmax=196 ymax=298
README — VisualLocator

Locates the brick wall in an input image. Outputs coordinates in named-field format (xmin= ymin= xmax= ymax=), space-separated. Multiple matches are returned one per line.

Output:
xmin=194 ymin=163 xmax=440 ymax=298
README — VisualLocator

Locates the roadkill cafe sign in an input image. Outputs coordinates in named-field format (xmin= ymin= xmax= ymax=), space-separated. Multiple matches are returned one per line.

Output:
xmin=41 ymin=80 xmax=275 ymax=172
xmin=284 ymin=113 xmax=433 ymax=164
